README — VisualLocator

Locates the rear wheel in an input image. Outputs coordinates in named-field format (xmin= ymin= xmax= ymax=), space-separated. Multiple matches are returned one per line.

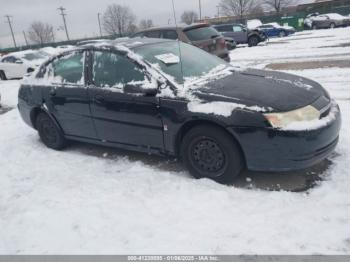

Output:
xmin=0 ymin=70 xmax=7 ymax=80
xmin=312 ymin=24 xmax=318 ymax=30
xmin=181 ymin=125 xmax=244 ymax=184
xmin=330 ymin=23 xmax=336 ymax=29
xmin=36 ymin=112 xmax=67 ymax=150
xmin=279 ymin=31 xmax=286 ymax=37
xmin=248 ymin=36 xmax=259 ymax=47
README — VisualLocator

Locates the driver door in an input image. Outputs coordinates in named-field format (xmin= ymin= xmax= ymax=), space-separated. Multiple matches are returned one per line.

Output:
xmin=232 ymin=25 xmax=246 ymax=43
xmin=87 ymin=50 xmax=164 ymax=152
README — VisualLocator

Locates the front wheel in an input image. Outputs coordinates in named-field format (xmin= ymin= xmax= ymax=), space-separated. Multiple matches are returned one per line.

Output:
xmin=181 ymin=125 xmax=244 ymax=184
xmin=248 ymin=36 xmax=259 ymax=47
xmin=0 ymin=70 xmax=7 ymax=80
xmin=279 ymin=31 xmax=286 ymax=37
xmin=330 ymin=23 xmax=336 ymax=29
xmin=36 ymin=112 xmax=67 ymax=150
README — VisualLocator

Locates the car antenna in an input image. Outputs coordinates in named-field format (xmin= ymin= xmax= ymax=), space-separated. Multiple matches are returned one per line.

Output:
xmin=171 ymin=0 xmax=185 ymax=87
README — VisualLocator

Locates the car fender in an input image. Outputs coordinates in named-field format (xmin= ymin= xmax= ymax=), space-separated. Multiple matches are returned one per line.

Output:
xmin=31 ymin=103 xmax=64 ymax=134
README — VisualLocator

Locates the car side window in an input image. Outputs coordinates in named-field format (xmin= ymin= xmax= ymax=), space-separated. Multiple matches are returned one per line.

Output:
xmin=51 ymin=52 xmax=85 ymax=84
xmin=161 ymin=30 xmax=178 ymax=40
xmin=2 ymin=56 xmax=17 ymax=63
xmin=92 ymin=51 xmax=146 ymax=89
xmin=233 ymin=26 xmax=243 ymax=32
xmin=133 ymin=32 xmax=144 ymax=38
xmin=145 ymin=30 xmax=161 ymax=38
xmin=216 ymin=25 xmax=233 ymax=32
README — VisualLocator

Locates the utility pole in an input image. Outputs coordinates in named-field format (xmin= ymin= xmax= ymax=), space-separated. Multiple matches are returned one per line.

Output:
xmin=22 ymin=31 xmax=29 ymax=46
xmin=97 ymin=13 xmax=102 ymax=37
xmin=216 ymin=5 xmax=220 ymax=18
xmin=51 ymin=28 xmax=55 ymax=43
xmin=5 ymin=15 xmax=17 ymax=48
xmin=58 ymin=6 xmax=70 ymax=41
xmin=198 ymin=0 xmax=202 ymax=20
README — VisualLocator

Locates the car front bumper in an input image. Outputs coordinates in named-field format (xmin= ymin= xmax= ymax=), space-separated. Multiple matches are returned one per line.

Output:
xmin=228 ymin=102 xmax=341 ymax=172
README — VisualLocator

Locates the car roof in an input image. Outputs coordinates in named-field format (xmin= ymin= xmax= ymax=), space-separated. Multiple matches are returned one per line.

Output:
xmin=135 ymin=23 xmax=211 ymax=33
xmin=214 ymin=23 xmax=244 ymax=27
xmin=79 ymin=37 xmax=173 ymax=51
xmin=1 ymin=49 xmax=41 ymax=59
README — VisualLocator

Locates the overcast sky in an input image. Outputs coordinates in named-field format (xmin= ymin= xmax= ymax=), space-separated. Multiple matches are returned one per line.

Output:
xmin=0 ymin=0 xmax=223 ymax=48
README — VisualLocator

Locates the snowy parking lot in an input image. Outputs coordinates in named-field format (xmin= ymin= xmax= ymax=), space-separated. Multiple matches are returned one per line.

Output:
xmin=1 ymin=28 xmax=350 ymax=254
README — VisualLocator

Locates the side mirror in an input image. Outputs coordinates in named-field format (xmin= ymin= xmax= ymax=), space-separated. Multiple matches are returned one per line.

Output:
xmin=124 ymin=84 xmax=158 ymax=96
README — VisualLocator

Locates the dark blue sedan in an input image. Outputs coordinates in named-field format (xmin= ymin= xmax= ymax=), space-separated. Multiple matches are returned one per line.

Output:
xmin=257 ymin=23 xmax=295 ymax=37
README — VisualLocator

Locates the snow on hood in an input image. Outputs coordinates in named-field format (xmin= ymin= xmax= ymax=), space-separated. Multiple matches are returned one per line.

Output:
xmin=247 ymin=19 xmax=262 ymax=29
xmin=265 ymin=75 xmax=314 ymax=90
xmin=188 ymin=101 xmax=271 ymax=117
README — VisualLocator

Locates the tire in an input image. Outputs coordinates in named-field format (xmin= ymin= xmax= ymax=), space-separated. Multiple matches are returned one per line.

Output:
xmin=180 ymin=125 xmax=244 ymax=184
xmin=0 ymin=70 xmax=7 ymax=80
xmin=330 ymin=23 xmax=336 ymax=29
xmin=279 ymin=31 xmax=286 ymax=37
xmin=312 ymin=24 xmax=318 ymax=30
xmin=36 ymin=112 xmax=67 ymax=150
xmin=248 ymin=36 xmax=259 ymax=47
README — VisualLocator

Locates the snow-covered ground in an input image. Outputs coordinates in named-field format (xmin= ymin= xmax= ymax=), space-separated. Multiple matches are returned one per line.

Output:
xmin=1 ymin=28 xmax=350 ymax=254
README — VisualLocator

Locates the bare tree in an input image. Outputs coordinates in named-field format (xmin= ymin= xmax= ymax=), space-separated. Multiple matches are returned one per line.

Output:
xmin=139 ymin=19 xmax=154 ymax=30
xmin=262 ymin=0 xmax=295 ymax=14
xmin=103 ymin=4 xmax=136 ymax=36
xmin=181 ymin=11 xmax=199 ymax=25
xmin=219 ymin=0 xmax=258 ymax=21
xmin=27 ymin=21 xmax=54 ymax=45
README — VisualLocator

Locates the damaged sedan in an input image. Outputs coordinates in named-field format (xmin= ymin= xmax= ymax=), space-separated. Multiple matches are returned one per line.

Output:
xmin=18 ymin=38 xmax=341 ymax=184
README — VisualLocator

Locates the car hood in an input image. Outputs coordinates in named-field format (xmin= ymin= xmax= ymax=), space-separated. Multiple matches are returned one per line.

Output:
xmin=25 ymin=59 xmax=47 ymax=67
xmin=192 ymin=69 xmax=329 ymax=112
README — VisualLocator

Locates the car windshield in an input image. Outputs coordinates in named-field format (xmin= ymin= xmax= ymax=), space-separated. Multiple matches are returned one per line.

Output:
xmin=183 ymin=26 xmax=220 ymax=41
xmin=134 ymin=41 xmax=230 ymax=85
xmin=23 ymin=52 xmax=48 ymax=61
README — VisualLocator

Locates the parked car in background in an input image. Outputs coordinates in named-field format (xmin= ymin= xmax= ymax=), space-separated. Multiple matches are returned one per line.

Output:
xmin=132 ymin=23 xmax=230 ymax=61
xmin=303 ymin=13 xmax=320 ymax=29
xmin=213 ymin=23 xmax=267 ymax=47
xmin=304 ymin=13 xmax=350 ymax=29
xmin=0 ymin=50 xmax=49 ymax=80
xmin=18 ymin=38 xmax=341 ymax=184
xmin=257 ymin=23 xmax=295 ymax=37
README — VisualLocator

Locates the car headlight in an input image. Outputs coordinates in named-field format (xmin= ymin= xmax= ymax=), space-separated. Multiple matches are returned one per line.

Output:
xmin=263 ymin=105 xmax=320 ymax=129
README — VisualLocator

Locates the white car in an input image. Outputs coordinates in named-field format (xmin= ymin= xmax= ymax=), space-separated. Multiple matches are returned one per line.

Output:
xmin=0 ymin=50 xmax=49 ymax=80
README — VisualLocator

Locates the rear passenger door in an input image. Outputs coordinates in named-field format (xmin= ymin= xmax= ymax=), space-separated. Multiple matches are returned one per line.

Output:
xmin=43 ymin=51 xmax=96 ymax=139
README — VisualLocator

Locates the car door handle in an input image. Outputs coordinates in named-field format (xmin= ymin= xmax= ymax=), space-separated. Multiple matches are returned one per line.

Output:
xmin=50 ymin=89 xmax=56 ymax=96
xmin=94 ymin=94 xmax=105 ymax=104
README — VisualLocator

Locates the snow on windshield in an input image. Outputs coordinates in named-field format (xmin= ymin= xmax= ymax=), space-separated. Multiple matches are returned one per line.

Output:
xmin=188 ymin=101 xmax=272 ymax=117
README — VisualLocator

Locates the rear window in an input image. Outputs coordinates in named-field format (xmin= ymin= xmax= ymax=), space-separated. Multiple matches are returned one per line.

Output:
xmin=184 ymin=26 xmax=220 ymax=41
